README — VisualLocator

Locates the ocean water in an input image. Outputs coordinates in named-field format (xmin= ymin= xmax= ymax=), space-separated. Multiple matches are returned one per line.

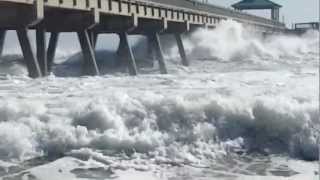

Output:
xmin=0 ymin=20 xmax=319 ymax=180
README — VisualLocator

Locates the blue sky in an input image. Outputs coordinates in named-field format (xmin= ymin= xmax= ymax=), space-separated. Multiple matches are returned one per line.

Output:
xmin=209 ymin=0 xmax=319 ymax=27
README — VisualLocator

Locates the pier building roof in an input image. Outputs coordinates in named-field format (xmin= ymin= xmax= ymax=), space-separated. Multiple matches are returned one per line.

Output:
xmin=232 ymin=0 xmax=282 ymax=10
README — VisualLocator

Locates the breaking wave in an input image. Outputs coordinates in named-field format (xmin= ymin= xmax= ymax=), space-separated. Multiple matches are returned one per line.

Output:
xmin=0 ymin=83 xmax=318 ymax=162
xmin=179 ymin=20 xmax=319 ymax=63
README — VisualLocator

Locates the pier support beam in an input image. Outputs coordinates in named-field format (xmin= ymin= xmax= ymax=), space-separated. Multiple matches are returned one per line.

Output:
xmin=47 ymin=32 xmax=59 ymax=73
xmin=36 ymin=25 xmax=48 ymax=76
xmin=17 ymin=28 xmax=42 ymax=78
xmin=0 ymin=30 xmax=6 ymax=57
xmin=116 ymin=33 xmax=126 ymax=67
xmin=145 ymin=36 xmax=155 ymax=67
xmin=88 ymin=30 xmax=98 ymax=48
xmin=117 ymin=32 xmax=138 ymax=76
xmin=77 ymin=30 xmax=100 ymax=76
xmin=148 ymin=33 xmax=168 ymax=74
xmin=175 ymin=34 xmax=189 ymax=66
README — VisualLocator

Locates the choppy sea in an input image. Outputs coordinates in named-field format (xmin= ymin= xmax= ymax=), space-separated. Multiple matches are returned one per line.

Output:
xmin=0 ymin=20 xmax=318 ymax=180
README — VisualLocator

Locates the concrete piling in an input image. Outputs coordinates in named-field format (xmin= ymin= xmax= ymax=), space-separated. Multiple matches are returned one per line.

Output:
xmin=149 ymin=33 xmax=168 ymax=74
xmin=77 ymin=29 xmax=100 ymax=76
xmin=89 ymin=30 xmax=98 ymax=48
xmin=117 ymin=32 xmax=138 ymax=76
xmin=16 ymin=28 xmax=42 ymax=78
xmin=175 ymin=34 xmax=189 ymax=66
xmin=146 ymin=35 xmax=155 ymax=67
xmin=0 ymin=30 xmax=6 ymax=57
xmin=116 ymin=33 xmax=126 ymax=67
xmin=47 ymin=32 xmax=59 ymax=73
xmin=36 ymin=25 xmax=48 ymax=76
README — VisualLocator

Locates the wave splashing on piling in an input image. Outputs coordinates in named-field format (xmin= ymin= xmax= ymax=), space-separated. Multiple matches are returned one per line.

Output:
xmin=179 ymin=20 xmax=319 ymax=63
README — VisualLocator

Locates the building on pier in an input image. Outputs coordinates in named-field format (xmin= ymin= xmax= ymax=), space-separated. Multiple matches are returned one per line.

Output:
xmin=287 ymin=22 xmax=320 ymax=35
xmin=232 ymin=0 xmax=282 ymax=21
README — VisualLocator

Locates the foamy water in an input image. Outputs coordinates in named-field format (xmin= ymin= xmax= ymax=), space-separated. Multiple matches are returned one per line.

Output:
xmin=0 ymin=20 xmax=318 ymax=180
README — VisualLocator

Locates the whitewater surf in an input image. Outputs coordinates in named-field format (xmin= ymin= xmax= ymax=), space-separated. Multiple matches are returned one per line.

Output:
xmin=0 ymin=20 xmax=318 ymax=180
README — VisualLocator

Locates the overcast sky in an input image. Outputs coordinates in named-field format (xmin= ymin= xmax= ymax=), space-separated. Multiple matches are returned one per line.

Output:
xmin=209 ymin=0 xmax=319 ymax=27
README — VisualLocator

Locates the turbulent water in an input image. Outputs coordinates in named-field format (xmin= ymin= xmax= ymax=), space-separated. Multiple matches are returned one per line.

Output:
xmin=0 ymin=20 xmax=319 ymax=180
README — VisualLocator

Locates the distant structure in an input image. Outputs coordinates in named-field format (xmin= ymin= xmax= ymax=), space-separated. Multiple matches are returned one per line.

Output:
xmin=294 ymin=22 xmax=319 ymax=30
xmin=232 ymin=0 xmax=282 ymax=21
xmin=292 ymin=22 xmax=320 ymax=34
